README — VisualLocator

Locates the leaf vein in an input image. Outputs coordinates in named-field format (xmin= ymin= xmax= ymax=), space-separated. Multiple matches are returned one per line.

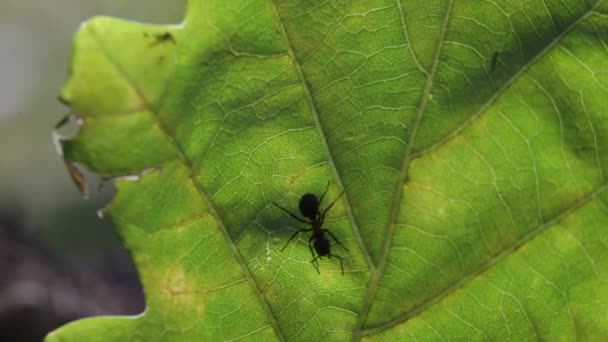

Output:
xmin=412 ymin=3 xmax=601 ymax=159
xmin=268 ymin=0 xmax=375 ymax=272
xmin=353 ymin=0 xmax=455 ymax=339
xmin=361 ymin=183 xmax=608 ymax=336
xmin=87 ymin=26 xmax=285 ymax=342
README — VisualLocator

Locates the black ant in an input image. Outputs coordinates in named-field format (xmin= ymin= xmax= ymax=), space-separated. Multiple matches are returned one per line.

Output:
xmin=273 ymin=183 xmax=349 ymax=274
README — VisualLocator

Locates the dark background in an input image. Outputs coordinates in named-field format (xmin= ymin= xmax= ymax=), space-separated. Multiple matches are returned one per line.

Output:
xmin=0 ymin=1 xmax=184 ymax=340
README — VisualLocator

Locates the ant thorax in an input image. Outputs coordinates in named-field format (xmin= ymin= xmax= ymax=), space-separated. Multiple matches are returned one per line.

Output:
xmin=312 ymin=226 xmax=324 ymax=238
xmin=314 ymin=237 xmax=330 ymax=256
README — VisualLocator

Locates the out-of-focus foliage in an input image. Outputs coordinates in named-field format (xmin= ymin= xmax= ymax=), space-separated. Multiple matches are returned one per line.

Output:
xmin=0 ymin=1 xmax=183 ymax=341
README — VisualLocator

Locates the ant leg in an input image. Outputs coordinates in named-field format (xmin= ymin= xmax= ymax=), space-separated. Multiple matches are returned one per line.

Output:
xmin=323 ymin=229 xmax=349 ymax=251
xmin=273 ymin=202 xmax=310 ymax=224
xmin=310 ymin=256 xmax=321 ymax=274
xmin=318 ymin=181 xmax=331 ymax=205
xmin=309 ymin=236 xmax=320 ymax=274
xmin=281 ymin=228 xmax=312 ymax=251
xmin=321 ymin=189 xmax=345 ymax=222
xmin=308 ymin=235 xmax=315 ymax=258
xmin=331 ymin=254 xmax=345 ymax=275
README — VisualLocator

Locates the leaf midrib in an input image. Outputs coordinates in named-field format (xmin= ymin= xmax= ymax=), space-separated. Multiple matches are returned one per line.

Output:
xmin=353 ymin=0 xmax=455 ymax=339
xmin=269 ymin=0 xmax=458 ymax=338
xmin=88 ymin=25 xmax=285 ymax=342
xmin=356 ymin=0 xmax=604 ymax=337
xmin=269 ymin=0 xmax=376 ymax=272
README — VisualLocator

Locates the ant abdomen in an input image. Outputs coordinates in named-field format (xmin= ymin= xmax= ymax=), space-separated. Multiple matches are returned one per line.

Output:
xmin=314 ymin=238 xmax=330 ymax=257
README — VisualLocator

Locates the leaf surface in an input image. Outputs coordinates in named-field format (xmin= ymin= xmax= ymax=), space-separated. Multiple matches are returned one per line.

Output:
xmin=49 ymin=0 xmax=608 ymax=341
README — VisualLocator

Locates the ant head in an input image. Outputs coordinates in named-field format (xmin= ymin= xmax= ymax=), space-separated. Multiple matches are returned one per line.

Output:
xmin=299 ymin=193 xmax=319 ymax=219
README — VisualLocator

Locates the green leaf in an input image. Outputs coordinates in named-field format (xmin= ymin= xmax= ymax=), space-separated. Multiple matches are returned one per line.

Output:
xmin=49 ymin=0 xmax=608 ymax=341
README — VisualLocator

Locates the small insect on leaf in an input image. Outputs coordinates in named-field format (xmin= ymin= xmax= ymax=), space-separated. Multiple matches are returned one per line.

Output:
xmin=273 ymin=182 xmax=348 ymax=274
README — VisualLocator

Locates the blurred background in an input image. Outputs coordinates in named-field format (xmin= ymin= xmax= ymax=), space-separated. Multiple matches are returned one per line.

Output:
xmin=0 ymin=1 xmax=184 ymax=340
